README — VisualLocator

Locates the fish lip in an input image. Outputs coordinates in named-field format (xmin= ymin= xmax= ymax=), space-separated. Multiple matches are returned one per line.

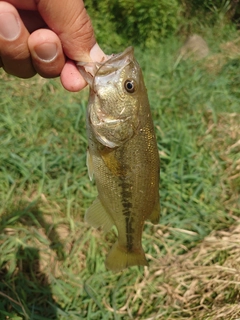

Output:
xmin=77 ymin=46 xmax=134 ymax=89
xmin=77 ymin=63 xmax=95 ymax=88
xmin=95 ymin=46 xmax=134 ymax=77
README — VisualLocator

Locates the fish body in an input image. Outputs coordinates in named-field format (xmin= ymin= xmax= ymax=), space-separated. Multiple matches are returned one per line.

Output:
xmin=79 ymin=47 xmax=160 ymax=272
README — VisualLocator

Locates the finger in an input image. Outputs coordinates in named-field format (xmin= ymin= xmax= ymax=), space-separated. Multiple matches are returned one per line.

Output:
xmin=2 ymin=2 xmax=46 ymax=32
xmin=28 ymin=29 xmax=65 ymax=78
xmin=35 ymin=0 xmax=96 ymax=61
xmin=60 ymin=60 xmax=87 ymax=92
xmin=7 ymin=0 xmax=107 ymax=62
xmin=0 ymin=2 xmax=35 ymax=78
xmin=1 ymin=1 xmax=37 ymax=10
xmin=36 ymin=0 xmax=107 ymax=91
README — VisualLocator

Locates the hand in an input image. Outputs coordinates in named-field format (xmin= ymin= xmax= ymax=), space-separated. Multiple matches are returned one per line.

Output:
xmin=0 ymin=0 xmax=106 ymax=91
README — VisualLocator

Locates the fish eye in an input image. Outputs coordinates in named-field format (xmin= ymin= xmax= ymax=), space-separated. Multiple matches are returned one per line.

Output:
xmin=124 ymin=79 xmax=136 ymax=93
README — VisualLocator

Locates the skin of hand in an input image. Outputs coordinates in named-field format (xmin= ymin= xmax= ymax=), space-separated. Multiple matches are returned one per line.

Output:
xmin=0 ymin=0 xmax=106 ymax=91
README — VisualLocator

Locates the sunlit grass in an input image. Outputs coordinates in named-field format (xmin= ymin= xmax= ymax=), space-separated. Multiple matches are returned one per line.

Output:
xmin=0 ymin=31 xmax=240 ymax=319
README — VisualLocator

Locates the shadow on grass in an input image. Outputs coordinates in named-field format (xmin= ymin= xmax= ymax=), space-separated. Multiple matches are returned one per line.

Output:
xmin=0 ymin=247 xmax=60 ymax=319
xmin=0 ymin=201 xmax=66 ymax=260
xmin=0 ymin=201 xmax=65 ymax=319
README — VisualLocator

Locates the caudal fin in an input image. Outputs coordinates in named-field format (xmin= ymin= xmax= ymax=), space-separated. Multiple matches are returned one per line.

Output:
xmin=105 ymin=242 xmax=148 ymax=272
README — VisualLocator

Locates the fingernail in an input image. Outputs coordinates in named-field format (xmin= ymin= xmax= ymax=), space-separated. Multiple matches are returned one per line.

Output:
xmin=90 ymin=43 xmax=108 ymax=62
xmin=34 ymin=43 xmax=58 ymax=61
xmin=0 ymin=13 xmax=20 ymax=40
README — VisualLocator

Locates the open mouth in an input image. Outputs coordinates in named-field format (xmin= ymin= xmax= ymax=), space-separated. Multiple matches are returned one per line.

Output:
xmin=76 ymin=46 xmax=134 ymax=88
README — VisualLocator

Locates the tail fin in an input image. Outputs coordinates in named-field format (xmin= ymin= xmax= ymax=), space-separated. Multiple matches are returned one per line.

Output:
xmin=105 ymin=242 xmax=148 ymax=272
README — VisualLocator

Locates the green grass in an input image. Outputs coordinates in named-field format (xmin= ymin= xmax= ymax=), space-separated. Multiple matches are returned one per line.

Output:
xmin=0 ymin=30 xmax=240 ymax=319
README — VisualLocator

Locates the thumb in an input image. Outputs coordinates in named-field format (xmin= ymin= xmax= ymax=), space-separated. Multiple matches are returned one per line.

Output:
xmin=35 ymin=0 xmax=100 ymax=61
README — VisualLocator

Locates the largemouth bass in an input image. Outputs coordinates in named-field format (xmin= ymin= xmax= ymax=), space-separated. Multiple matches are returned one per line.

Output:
xmin=78 ymin=47 xmax=160 ymax=272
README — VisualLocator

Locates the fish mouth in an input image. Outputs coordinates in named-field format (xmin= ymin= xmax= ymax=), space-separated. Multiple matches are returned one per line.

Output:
xmin=77 ymin=46 xmax=134 ymax=88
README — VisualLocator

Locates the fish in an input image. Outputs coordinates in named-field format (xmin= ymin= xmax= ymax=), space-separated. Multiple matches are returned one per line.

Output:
xmin=78 ymin=46 xmax=160 ymax=272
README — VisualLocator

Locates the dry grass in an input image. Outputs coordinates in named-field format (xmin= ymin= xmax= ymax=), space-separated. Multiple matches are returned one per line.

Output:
xmin=202 ymin=112 xmax=240 ymax=213
xmin=140 ymin=112 xmax=240 ymax=320
xmin=176 ymin=33 xmax=240 ymax=74
xmin=204 ymin=35 xmax=240 ymax=73
xmin=138 ymin=219 xmax=240 ymax=320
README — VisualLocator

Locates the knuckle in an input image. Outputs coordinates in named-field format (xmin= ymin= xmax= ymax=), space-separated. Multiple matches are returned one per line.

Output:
xmin=1 ymin=42 xmax=30 ymax=60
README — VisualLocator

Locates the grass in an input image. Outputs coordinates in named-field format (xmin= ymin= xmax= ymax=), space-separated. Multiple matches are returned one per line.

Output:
xmin=0 ymin=28 xmax=240 ymax=319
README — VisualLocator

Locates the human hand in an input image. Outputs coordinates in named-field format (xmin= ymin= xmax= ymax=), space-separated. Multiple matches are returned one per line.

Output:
xmin=0 ymin=0 xmax=106 ymax=91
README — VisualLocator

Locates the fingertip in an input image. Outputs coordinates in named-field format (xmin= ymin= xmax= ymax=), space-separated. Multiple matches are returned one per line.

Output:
xmin=60 ymin=60 xmax=87 ymax=92
xmin=28 ymin=29 xmax=65 ymax=78
xmin=0 ymin=2 xmax=37 ymax=78
xmin=90 ymin=43 xmax=108 ymax=62
xmin=35 ymin=0 xmax=96 ymax=61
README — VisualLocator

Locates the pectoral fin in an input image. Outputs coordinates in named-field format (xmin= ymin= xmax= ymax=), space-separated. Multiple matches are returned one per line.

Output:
xmin=85 ymin=197 xmax=114 ymax=232
xmin=148 ymin=200 xmax=160 ymax=224
xmin=100 ymin=148 xmax=123 ymax=177
xmin=87 ymin=149 xmax=94 ymax=181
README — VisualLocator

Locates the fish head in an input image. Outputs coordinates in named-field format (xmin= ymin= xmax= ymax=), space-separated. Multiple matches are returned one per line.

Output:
xmin=78 ymin=47 xmax=146 ymax=148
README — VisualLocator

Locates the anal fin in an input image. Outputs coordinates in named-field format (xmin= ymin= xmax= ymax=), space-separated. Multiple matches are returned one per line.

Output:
xmin=85 ymin=197 xmax=114 ymax=232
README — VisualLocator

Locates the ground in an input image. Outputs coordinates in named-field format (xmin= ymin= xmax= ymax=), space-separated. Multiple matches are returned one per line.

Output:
xmin=0 ymin=30 xmax=240 ymax=319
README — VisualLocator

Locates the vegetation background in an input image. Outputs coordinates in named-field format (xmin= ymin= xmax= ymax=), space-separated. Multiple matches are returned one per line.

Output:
xmin=0 ymin=0 xmax=240 ymax=319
